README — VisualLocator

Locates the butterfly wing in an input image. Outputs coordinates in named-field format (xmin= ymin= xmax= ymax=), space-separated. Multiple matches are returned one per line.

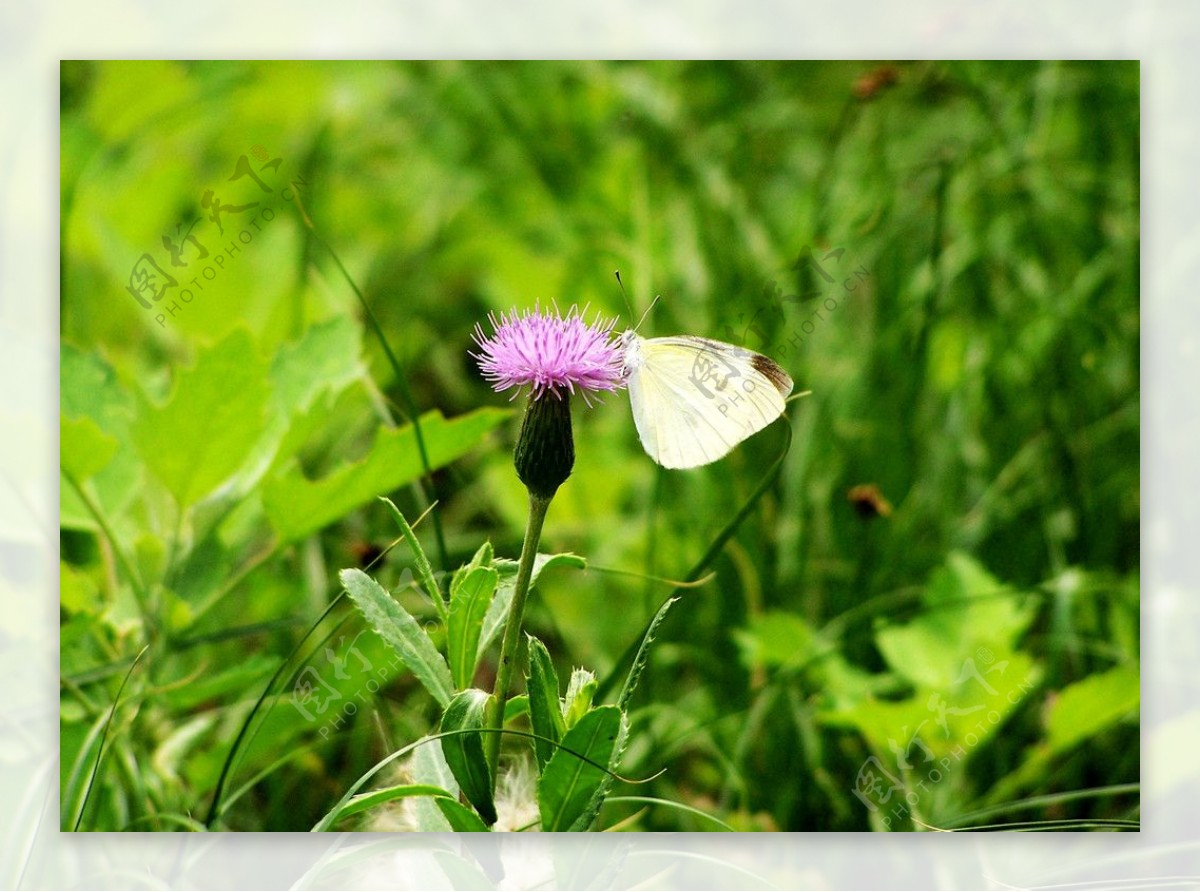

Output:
xmin=625 ymin=335 xmax=793 ymax=469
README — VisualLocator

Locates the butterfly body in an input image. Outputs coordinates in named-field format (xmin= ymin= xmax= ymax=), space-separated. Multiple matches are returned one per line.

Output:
xmin=619 ymin=331 xmax=793 ymax=469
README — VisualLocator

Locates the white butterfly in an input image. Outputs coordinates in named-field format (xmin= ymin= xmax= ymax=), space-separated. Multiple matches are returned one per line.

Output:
xmin=619 ymin=331 xmax=794 ymax=469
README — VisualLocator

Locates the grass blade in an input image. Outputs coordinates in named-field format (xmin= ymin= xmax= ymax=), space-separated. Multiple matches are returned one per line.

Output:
xmin=71 ymin=644 xmax=149 ymax=831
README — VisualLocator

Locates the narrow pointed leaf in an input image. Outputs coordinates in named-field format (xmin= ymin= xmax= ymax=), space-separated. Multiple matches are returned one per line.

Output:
xmin=333 ymin=784 xmax=455 ymax=823
xmin=410 ymin=740 xmax=459 ymax=831
xmin=450 ymin=542 xmax=494 ymax=597
xmin=618 ymin=596 xmax=679 ymax=712
xmin=447 ymin=567 xmax=499 ymax=688
xmin=340 ymin=568 xmax=452 ymax=707
xmin=436 ymin=797 xmax=492 ymax=832
xmin=573 ymin=709 xmax=630 ymax=833
xmin=525 ymin=635 xmax=566 ymax=771
xmin=439 ymin=688 xmax=496 ymax=826
xmin=537 ymin=705 xmax=622 ymax=832
xmin=379 ymin=497 xmax=445 ymax=616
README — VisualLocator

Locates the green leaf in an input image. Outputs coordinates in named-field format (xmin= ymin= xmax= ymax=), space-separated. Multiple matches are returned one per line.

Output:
xmin=451 ymin=542 xmax=494 ymax=588
xmin=525 ymin=635 xmax=566 ymax=771
xmin=60 ymin=561 xmax=102 ymax=616
xmin=562 ymin=596 xmax=676 ymax=833
xmin=573 ymin=710 xmax=630 ymax=834
xmin=335 ymin=783 xmax=455 ymax=823
xmin=986 ymin=662 xmax=1133 ymax=804
xmin=618 ymin=596 xmax=678 ymax=713
xmin=538 ymin=705 xmax=622 ymax=831
xmin=339 ymin=568 xmax=453 ymax=708
xmin=60 ymin=345 xmax=140 ymax=529
xmin=562 ymin=667 xmax=597 ymax=729
xmin=409 ymin=740 xmax=459 ymax=831
xmin=438 ymin=688 xmax=496 ymax=826
xmin=733 ymin=611 xmax=818 ymax=670
xmin=160 ymin=655 xmax=279 ymax=712
xmin=225 ymin=317 xmax=366 ymax=495
xmin=263 ymin=408 xmax=511 ymax=542
xmin=479 ymin=552 xmax=586 ymax=661
xmin=875 ymin=553 xmax=1038 ymax=689
xmin=447 ymin=566 xmax=499 ymax=689
xmin=379 ymin=497 xmax=446 ymax=619
xmin=61 ymin=414 xmax=119 ymax=482
xmin=131 ymin=328 xmax=271 ymax=508
xmin=436 ymin=797 xmax=492 ymax=832
xmin=504 ymin=695 xmax=530 ymax=723
xmin=1046 ymin=662 xmax=1139 ymax=753
xmin=269 ymin=316 xmax=363 ymax=418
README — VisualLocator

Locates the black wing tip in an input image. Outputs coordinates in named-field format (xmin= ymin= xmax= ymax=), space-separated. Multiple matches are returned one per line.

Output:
xmin=750 ymin=353 xmax=793 ymax=396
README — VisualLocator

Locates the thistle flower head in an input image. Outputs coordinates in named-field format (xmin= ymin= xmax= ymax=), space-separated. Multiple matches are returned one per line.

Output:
xmin=471 ymin=302 xmax=624 ymax=404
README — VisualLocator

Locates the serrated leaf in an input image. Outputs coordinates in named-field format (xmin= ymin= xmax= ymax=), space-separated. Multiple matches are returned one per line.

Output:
xmin=222 ymin=317 xmax=367 ymax=497
xmin=263 ymin=407 xmax=510 ymax=542
xmin=340 ymin=568 xmax=452 ymax=707
xmin=574 ymin=710 xmax=630 ymax=833
xmin=131 ymin=328 xmax=270 ymax=508
xmin=479 ymin=552 xmax=586 ymax=662
xmin=526 ymin=635 xmax=565 ymax=771
xmin=538 ymin=705 xmax=621 ymax=831
xmin=436 ymin=797 xmax=492 ymax=832
xmin=438 ymin=688 xmax=496 ymax=826
xmin=618 ymin=596 xmax=678 ymax=713
xmin=447 ymin=567 xmax=499 ymax=689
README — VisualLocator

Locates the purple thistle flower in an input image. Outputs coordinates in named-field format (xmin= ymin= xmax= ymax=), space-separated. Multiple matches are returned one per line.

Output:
xmin=471 ymin=302 xmax=625 ymax=404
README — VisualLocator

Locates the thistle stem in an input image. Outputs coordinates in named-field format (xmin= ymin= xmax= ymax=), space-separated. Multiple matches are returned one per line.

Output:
xmin=484 ymin=490 xmax=552 ymax=788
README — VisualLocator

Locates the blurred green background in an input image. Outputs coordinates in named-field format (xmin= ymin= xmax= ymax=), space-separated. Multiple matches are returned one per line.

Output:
xmin=60 ymin=60 xmax=1139 ymax=831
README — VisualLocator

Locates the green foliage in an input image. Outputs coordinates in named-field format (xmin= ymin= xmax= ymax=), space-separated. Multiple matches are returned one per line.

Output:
xmin=61 ymin=414 xmax=119 ymax=482
xmin=480 ymin=552 xmax=587 ymax=660
xmin=340 ymin=568 xmax=454 ymax=708
xmin=526 ymin=635 xmax=566 ymax=770
xmin=537 ymin=705 xmax=623 ymax=831
xmin=60 ymin=60 xmax=1138 ymax=832
xmin=132 ymin=328 xmax=271 ymax=508
xmin=436 ymin=797 xmax=493 ymax=832
xmin=562 ymin=668 xmax=597 ymax=729
xmin=265 ymin=408 xmax=511 ymax=542
xmin=60 ymin=345 xmax=142 ymax=529
xmin=447 ymin=564 xmax=500 ymax=688
xmin=438 ymin=689 xmax=497 ymax=826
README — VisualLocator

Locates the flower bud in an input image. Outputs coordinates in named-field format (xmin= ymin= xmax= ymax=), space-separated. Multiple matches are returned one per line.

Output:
xmin=513 ymin=393 xmax=574 ymax=499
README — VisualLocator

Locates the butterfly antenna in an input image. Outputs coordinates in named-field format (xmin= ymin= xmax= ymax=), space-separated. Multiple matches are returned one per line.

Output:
xmin=634 ymin=294 xmax=660 ymax=333
xmin=615 ymin=271 xmax=661 ymax=332
xmin=614 ymin=270 xmax=636 ymax=324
